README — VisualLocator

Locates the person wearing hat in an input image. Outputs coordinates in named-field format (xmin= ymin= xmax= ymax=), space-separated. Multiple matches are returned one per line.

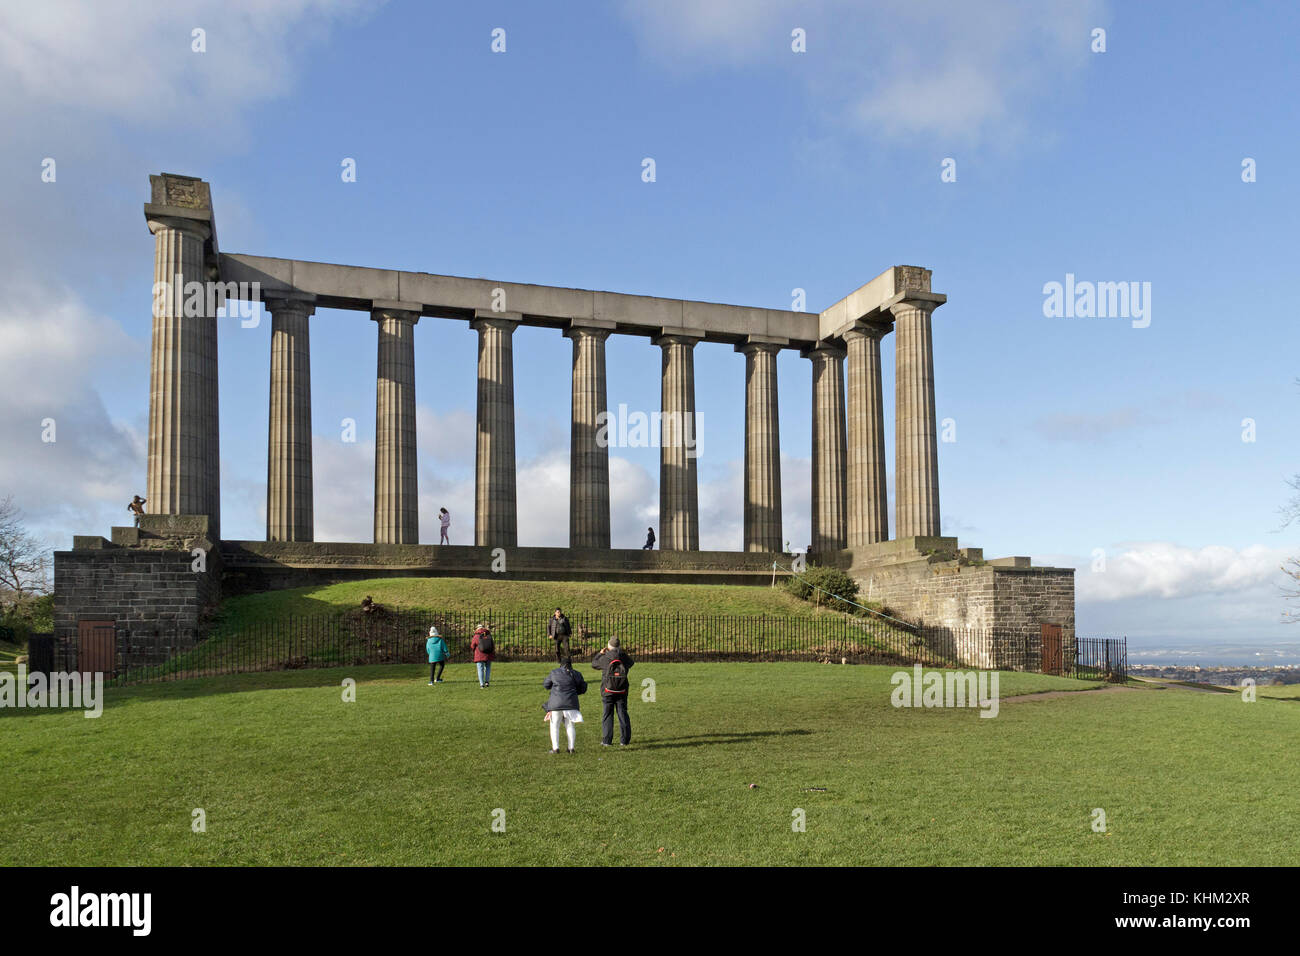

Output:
xmin=426 ymin=625 xmax=449 ymax=684
xmin=471 ymin=622 xmax=495 ymax=688
xmin=590 ymin=637 xmax=635 ymax=747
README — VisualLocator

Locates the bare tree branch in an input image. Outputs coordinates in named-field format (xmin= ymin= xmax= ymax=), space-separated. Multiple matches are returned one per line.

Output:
xmin=0 ymin=495 xmax=51 ymax=603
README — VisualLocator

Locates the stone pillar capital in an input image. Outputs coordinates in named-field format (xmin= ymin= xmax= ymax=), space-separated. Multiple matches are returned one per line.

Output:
xmin=563 ymin=320 xmax=614 ymax=342
xmin=263 ymin=292 xmax=316 ymax=317
xmin=886 ymin=292 xmax=946 ymax=319
xmin=471 ymin=310 xmax=521 ymax=332
xmin=654 ymin=330 xmax=705 ymax=349
xmin=735 ymin=336 xmax=787 ymax=356
xmin=146 ymin=216 xmax=211 ymax=242
xmin=801 ymin=341 xmax=847 ymax=362
xmin=842 ymin=319 xmax=893 ymax=343
xmin=371 ymin=301 xmax=421 ymax=324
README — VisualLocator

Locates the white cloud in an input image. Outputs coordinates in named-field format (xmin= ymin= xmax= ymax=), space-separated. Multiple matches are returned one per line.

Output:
xmin=0 ymin=286 xmax=144 ymax=547
xmin=1078 ymin=541 xmax=1293 ymax=602
xmin=620 ymin=0 xmax=1104 ymax=144
xmin=0 ymin=0 xmax=383 ymax=125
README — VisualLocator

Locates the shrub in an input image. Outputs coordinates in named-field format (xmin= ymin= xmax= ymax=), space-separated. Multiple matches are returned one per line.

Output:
xmin=784 ymin=565 xmax=860 ymax=613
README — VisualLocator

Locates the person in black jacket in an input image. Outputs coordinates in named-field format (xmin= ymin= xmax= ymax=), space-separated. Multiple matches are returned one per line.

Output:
xmin=543 ymin=657 xmax=587 ymax=753
xmin=642 ymin=527 xmax=655 ymax=550
xmin=546 ymin=607 xmax=572 ymax=663
xmin=591 ymin=637 xmax=634 ymax=747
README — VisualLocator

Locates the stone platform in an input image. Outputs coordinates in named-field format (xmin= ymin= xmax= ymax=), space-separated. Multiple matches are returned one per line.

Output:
xmin=219 ymin=540 xmax=782 ymax=593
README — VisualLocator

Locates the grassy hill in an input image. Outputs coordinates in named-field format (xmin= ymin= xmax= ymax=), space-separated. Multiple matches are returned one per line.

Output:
xmin=3 ymin=662 xmax=1296 ymax=865
xmin=214 ymin=577 xmax=857 ymax=632
xmin=156 ymin=576 xmax=919 ymax=678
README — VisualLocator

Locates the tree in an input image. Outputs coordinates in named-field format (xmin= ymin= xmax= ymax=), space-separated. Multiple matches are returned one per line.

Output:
xmin=0 ymin=495 xmax=50 ymax=606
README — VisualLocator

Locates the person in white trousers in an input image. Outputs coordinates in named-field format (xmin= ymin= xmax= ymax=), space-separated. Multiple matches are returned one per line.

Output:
xmin=542 ymin=658 xmax=588 ymax=754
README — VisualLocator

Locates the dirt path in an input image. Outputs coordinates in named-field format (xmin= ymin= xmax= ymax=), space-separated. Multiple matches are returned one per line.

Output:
xmin=1000 ymin=685 xmax=1140 ymax=705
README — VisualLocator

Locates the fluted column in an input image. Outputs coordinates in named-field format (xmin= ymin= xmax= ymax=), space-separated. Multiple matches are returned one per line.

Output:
xmin=844 ymin=322 xmax=891 ymax=546
xmin=146 ymin=215 xmax=220 ymax=536
xmin=737 ymin=340 xmax=783 ymax=552
xmin=473 ymin=312 xmax=519 ymax=547
xmin=565 ymin=323 xmax=613 ymax=549
xmin=804 ymin=343 xmax=847 ymax=553
xmin=372 ymin=304 xmax=420 ymax=544
xmin=892 ymin=298 xmax=942 ymax=538
xmin=655 ymin=333 xmax=701 ymax=551
xmin=265 ymin=294 xmax=315 ymax=542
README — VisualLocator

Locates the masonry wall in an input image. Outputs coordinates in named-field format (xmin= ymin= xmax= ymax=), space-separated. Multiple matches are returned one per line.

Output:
xmin=220 ymin=541 xmax=781 ymax=593
xmin=846 ymin=543 xmax=1075 ymax=669
xmin=52 ymin=515 xmax=221 ymax=672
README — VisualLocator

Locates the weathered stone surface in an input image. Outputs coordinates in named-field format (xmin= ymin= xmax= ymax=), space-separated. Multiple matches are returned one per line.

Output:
xmin=266 ymin=295 xmax=315 ymax=542
xmin=372 ymin=306 xmax=419 ymax=544
xmin=892 ymin=298 xmax=942 ymax=539
xmin=844 ymin=322 xmax=890 ymax=547
xmin=656 ymin=333 xmax=701 ymax=551
xmin=566 ymin=324 xmax=611 ymax=548
xmin=737 ymin=341 xmax=782 ymax=552
xmin=473 ymin=314 xmax=519 ymax=547
xmin=804 ymin=343 xmax=847 ymax=553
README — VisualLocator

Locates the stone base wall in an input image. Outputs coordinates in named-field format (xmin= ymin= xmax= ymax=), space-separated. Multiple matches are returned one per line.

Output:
xmin=844 ymin=537 xmax=1075 ymax=669
xmin=220 ymin=541 xmax=783 ymax=593
xmin=52 ymin=515 xmax=220 ymax=671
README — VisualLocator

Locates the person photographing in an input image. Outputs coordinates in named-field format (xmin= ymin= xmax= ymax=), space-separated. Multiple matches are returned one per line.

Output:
xmin=591 ymin=637 xmax=634 ymax=747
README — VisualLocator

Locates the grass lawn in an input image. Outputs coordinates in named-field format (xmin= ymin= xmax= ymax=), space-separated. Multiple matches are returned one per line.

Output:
xmin=4 ymin=662 xmax=1297 ymax=866
xmin=214 ymin=577 xmax=865 ymax=631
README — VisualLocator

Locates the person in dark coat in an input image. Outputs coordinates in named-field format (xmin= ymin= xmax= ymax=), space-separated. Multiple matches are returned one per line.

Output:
xmin=543 ymin=657 xmax=587 ymax=753
xmin=591 ymin=637 xmax=634 ymax=747
xmin=546 ymin=607 xmax=572 ymax=662
xmin=642 ymin=527 xmax=655 ymax=550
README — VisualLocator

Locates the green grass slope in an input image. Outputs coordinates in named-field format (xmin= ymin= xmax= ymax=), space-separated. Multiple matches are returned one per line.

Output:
xmin=215 ymin=577 xmax=857 ymax=631
xmin=4 ymin=662 xmax=1296 ymax=866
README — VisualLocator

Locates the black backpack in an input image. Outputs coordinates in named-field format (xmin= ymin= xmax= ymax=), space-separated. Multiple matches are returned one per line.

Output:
xmin=477 ymin=631 xmax=495 ymax=655
xmin=606 ymin=656 xmax=629 ymax=694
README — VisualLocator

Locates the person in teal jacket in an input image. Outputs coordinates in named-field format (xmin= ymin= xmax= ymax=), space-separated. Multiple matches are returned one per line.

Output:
xmin=426 ymin=626 xmax=448 ymax=684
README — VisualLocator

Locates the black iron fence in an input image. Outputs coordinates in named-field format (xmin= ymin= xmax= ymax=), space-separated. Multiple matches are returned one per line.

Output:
xmin=72 ymin=610 xmax=1125 ymax=687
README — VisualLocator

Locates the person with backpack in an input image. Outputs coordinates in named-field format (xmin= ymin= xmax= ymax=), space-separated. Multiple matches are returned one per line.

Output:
xmin=426 ymin=625 xmax=448 ymax=684
xmin=547 ymin=607 xmax=572 ymax=663
xmin=591 ymin=637 xmax=634 ymax=747
xmin=542 ymin=657 xmax=588 ymax=753
xmin=471 ymin=622 xmax=495 ymax=688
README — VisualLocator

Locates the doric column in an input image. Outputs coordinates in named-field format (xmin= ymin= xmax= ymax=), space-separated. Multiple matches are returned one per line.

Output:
xmin=844 ymin=322 xmax=891 ymax=546
xmin=655 ymin=332 xmax=702 ymax=551
xmin=145 ymin=200 xmax=221 ymax=536
xmin=565 ymin=322 xmax=614 ymax=549
xmin=736 ymin=339 xmax=784 ymax=552
xmin=265 ymin=294 xmax=315 ymax=542
xmin=804 ymin=342 xmax=847 ymax=553
xmin=372 ymin=302 xmax=420 ymax=544
xmin=891 ymin=297 xmax=943 ymax=538
xmin=472 ymin=311 xmax=519 ymax=547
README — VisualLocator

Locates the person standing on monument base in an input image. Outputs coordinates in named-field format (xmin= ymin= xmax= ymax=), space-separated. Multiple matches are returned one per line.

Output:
xmin=642 ymin=527 xmax=655 ymax=550
xmin=439 ymin=507 xmax=451 ymax=545
xmin=128 ymin=495 xmax=147 ymax=527
xmin=591 ymin=637 xmax=634 ymax=747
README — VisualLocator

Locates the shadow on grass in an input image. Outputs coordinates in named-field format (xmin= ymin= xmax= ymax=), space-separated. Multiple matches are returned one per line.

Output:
xmin=632 ymin=729 xmax=813 ymax=750
xmin=0 ymin=664 xmax=592 ymax=715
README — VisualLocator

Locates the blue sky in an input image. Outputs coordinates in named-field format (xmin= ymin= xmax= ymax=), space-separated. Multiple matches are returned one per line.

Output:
xmin=1 ymin=0 xmax=1297 ymax=648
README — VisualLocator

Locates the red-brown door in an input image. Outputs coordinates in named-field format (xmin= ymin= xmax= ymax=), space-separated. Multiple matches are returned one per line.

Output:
xmin=1041 ymin=623 xmax=1062 ymax=676
xmin=78 ymin=620 xmax=115 ymax=677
